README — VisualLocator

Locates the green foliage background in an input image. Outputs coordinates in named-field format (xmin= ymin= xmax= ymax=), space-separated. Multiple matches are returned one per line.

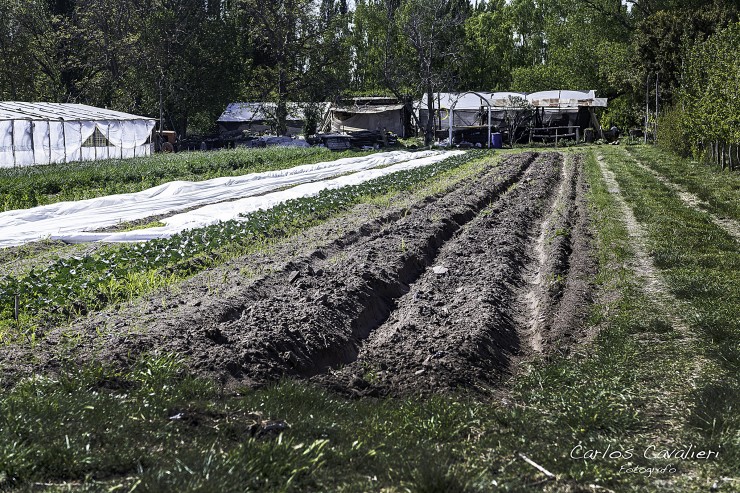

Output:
xmin=0 ymin=0 xmax=737 ymax=145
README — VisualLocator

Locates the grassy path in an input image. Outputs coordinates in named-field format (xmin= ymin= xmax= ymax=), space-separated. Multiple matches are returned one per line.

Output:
xmin=599 ymin=146 xmax=739 ymax=490
xmin=623 ymin=148 xmax=740 ymax=240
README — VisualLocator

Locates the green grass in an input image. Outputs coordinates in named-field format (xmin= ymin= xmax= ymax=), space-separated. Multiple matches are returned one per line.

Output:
xmin=600 ymin=146 xmax=740 ymax=479
xmin=0 ymin=147 xmax=735 ymax=491
xmin=0 ymin=147 xmax=371 ymax=212
xmin=626 ymin=145 xmax=740 ymax=220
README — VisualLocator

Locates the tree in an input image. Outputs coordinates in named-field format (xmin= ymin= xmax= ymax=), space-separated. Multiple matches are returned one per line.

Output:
xmin=681 ymin=22 xmax=740 ymax=163
xmin=396 ymin=0 xmax=468 ymax=144
xmin=632 ymin=3 xmax=738 ymax=107
xmin=237 ymin=0 xmax=351 ymax=135
xmin=459 ymin=1 xmax=515 ymax=91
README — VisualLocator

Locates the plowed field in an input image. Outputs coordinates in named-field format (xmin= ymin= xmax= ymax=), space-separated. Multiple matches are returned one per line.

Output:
xmin=1 ymin=151 xmax=595 ymax=395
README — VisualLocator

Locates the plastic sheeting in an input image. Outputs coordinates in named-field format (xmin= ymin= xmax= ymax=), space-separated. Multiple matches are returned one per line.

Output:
xmin=0 ymin=103 xmax=155 ymax=167
xmin=52 ymin=150 xmax=464 ymax=244
xmin=0 ymin=150 xmax=451 ymax=248
xmin=331 ymin=111 xmax=405 ymax=136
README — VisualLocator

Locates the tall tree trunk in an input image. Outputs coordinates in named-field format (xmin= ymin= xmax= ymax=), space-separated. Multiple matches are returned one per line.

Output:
xmin=425 ymin=86 xmax=434 ymax=145
xmin=277 ymin=63 xmax=288 ymax=136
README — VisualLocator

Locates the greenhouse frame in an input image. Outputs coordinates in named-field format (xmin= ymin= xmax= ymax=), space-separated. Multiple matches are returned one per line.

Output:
xmin=0 ymin=102 xmax=156 ymax=168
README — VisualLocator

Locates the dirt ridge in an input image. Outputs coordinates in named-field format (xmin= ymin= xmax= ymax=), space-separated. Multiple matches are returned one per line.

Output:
xmin=0 ymin=153 xmax=536 ymax=389
xmin=317 ymin=153 xmax=566 ymax=395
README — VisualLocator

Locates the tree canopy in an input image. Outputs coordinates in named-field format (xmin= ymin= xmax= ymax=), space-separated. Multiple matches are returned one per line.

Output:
xmin=0 ymin=0 xmax=736 ymax=142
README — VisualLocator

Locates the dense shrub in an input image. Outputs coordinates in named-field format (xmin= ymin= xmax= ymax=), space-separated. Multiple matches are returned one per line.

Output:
xmin=657 ymin=105 xmax=691 ymax=157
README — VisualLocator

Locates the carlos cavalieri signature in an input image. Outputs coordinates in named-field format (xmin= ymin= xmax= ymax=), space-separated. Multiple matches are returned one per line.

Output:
xmin=571 ymin=443 xmax=720 ymax=461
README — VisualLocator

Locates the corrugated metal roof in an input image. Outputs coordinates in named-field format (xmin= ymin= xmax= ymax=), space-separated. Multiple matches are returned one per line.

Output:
xmin=332 ymin=104 xmax=405 ymax=114
xmin=0 ymin=102 xmax=154 ymax=121
xmin=218 ymin=102 xmax=330 ymax=123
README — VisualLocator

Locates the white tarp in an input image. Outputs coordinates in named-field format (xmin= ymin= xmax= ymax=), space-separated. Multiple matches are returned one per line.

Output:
xmin=53 ymin=150 xmax=465 ymax=244
xmin=13 ymin=120 xmax=35 ymax=166
xmin=0 ymin=150 xmax=449 ymax=248
xmin=526 ymin=90 xmax=607 ymax=108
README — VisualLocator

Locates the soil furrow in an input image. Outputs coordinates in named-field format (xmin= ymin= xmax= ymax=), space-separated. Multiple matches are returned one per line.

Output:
xmin=207 ymin=152 xmax=537 ymax=385
xmin=317 ymin=153 xmax=564 ymax=396
xmin=522 ymin=153 xmax=595 ymax=355
xmin=522 ymin=154 xmax=575 ymax=352
xmin=0 ymin=153 xmax=537 ymax=388
xmin=547 ymin=154 xmax=596 ymax=349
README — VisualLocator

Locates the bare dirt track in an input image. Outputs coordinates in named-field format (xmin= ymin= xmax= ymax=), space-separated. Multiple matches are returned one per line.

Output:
xmin=1 ymin=151 xmax=596 ymax=396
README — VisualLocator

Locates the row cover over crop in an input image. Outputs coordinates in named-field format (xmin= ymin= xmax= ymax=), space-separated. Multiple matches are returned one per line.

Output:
xmin=0 ymin=151 xmax=479 ymax=334
xmin=0 ymin=151 xmax=445 ymax=248
xmin=55 ymin=151 xmax=462 ymax=243
xmin=0 ymin=146 xmax=361 ymax=212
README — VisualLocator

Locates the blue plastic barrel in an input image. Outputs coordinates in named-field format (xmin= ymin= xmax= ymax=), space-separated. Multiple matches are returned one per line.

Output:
xmin=491 ymin=132 xmax=503 ymax=149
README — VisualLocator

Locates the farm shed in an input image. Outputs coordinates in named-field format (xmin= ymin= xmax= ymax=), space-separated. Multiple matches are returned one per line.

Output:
xmin=218 ymin=102 xmax=330 ymax=136
xmin=526 ymin=90 xmax=607 ymax=131
xmin=329 ymin=97 xmax=411 ymax=137
xmin=417 ymin=92 xmax=527 ymax=131
xmin=0 ymin=102 xmax=155 ymax=168
xmin=416 ymin=91 xmax=607 ymax=144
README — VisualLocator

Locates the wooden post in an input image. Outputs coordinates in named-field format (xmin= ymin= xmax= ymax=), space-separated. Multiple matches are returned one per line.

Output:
xmin=448 ymin=107 xmax=454 ymax=147
xmin=10 ymin=119 xmax=16 ymax=167
xmin=61 ymin=120 xmax=67 ymax=163
xmin=487 ymin=107 xmax=491 ymax=149
xmin=645 ymin=74 xmax=650 ymax=144
xmin=14 ymin=293 xmax=19 ymax=322
xmin=655 ymin=74 xmax=659 ymax=144
xmin=29 ymin=121 xmax=35 ymax=166
xmin=48 ymin=120 xmax=52 ymax=164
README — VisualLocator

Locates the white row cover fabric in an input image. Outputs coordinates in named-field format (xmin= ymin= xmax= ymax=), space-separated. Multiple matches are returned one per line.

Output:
xmin=0 ymin=150 xmax=445 ymax=248
xmin=52 ymin=150 xmax=464 ymax=244
xmin=0 ymin=102 xmax=155 ymax=167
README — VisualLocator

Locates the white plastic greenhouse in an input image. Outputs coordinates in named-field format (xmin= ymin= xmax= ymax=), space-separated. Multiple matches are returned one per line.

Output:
xmin=0 ymin=102 xmax=156 ymax=168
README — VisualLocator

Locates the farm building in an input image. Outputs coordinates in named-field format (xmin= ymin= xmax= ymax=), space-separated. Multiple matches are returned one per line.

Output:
xmin=218 ymin=102 xmax=330 ymax=136
xmin=415 ymin=91 xmax=607 ymax=144
xmin=329 ymin=97 xmax=411 ymax=137
xmin=526 ymin=90 xmax=607 ymax=130
xmin=417 ymin=92 xmax=526 ymax=131
xmin=0 ymin=102 xmax=155 ymax=167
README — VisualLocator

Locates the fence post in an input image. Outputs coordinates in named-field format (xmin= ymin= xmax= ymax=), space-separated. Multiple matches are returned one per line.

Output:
xmin=10 ymin=119 xmax=16 ymax=167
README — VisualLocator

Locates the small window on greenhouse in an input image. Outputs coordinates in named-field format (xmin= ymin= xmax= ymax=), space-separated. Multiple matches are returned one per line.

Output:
xmin=82 ymin=128 xmax=111 ymax=147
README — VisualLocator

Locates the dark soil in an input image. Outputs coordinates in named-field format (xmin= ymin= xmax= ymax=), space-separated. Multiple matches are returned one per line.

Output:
xmin=522 ymin=153 xmax=596 ymax=355
xmin=317 ymin=153 xmax=566 ymax=396
xmin=0 ymin=151 xmax=597 ymax=397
